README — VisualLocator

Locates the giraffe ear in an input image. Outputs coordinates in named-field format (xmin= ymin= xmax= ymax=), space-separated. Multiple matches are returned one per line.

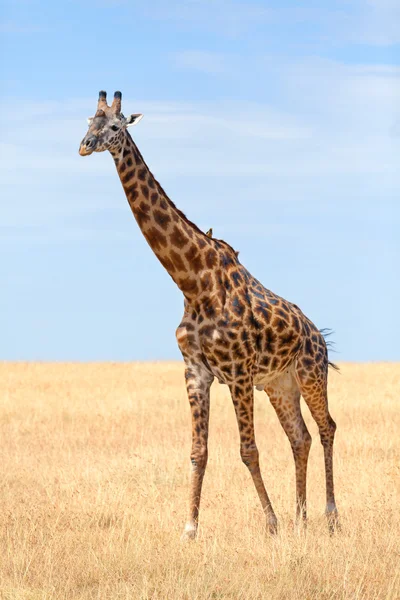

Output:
xmin=125 ymin=113 xmax=143 ymax=127
xmin=87 ymin=117 xmax=94 ymax=125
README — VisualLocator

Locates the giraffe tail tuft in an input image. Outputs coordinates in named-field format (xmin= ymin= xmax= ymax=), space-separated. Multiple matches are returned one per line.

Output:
xmin=328 ymin=361 xmax=340 ymax=372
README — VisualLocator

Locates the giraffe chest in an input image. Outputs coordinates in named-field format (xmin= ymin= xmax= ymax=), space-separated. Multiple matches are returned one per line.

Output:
xmin=177 ymin=315 xmax=256 ymax=384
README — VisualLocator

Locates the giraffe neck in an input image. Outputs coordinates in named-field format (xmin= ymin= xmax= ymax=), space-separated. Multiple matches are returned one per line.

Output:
xmin=110 ymin=132 xmax=218 ymax=301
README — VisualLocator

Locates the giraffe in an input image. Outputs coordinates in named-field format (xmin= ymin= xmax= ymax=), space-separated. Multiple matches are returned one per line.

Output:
xmin=79 ymin=91 xmax=340 ymax=539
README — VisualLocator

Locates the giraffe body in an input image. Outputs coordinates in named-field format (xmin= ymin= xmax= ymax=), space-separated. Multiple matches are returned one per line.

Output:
xmin=79 ymin=91 xmax=339 ymax=539
xmin=178 ymin=263 xmax=306 ymax=388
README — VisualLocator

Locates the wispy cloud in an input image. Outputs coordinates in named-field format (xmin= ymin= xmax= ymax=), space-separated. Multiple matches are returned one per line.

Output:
xmin=346 ymin=0 xmax=400 ymax=46
xmin=143 ymin=0 xmax=400 ymax=46
xmin=2 ymin=66 xmax=399 ymax=179
xmin=1 ymin=57 xmax=399 ymax=233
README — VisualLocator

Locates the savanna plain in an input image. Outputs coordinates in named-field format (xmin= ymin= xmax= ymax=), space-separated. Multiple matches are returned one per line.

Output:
xmin=0 ymin=362 xmax=399 ymax=600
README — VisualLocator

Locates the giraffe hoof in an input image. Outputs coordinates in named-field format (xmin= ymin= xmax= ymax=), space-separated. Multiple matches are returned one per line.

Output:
xmin=181 ymin=523 xmax=197 ymax=541
xmin=268 ymin=518 xmax=278 ymax=536
xmin=294 ymin=517 xmax=308 ymax=533
xmin=326 ymin=508 xmax=341 ymax=535
xmin=328 ymin=518 xmax=341 ymax=535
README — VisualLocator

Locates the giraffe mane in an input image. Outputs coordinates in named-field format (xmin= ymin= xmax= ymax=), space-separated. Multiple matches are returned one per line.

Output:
xmin=128 ymin=131 xmax=240 ymax=259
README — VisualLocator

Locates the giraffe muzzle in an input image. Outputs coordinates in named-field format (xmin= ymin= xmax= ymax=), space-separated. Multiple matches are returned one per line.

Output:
xmin=79 ymin=135 xmax=98 ymax=156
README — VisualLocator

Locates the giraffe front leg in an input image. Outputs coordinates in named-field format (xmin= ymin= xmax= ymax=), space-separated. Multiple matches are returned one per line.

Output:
xmin=181 ymin=364 xmax=213 ymax=541
xmin=230 ymin=381 xmax=278 ymax=535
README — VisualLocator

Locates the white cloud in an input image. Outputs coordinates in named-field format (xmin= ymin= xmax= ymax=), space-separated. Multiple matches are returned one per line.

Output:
xmin=1 ymin=57 xmax=399 ymax=233
xmin=348 ymin=0 xmax=400 ymax=45
xmin=144 ymin=1 xmax=370 ymax=45
xmin=142 ymin=0 xmax=400 ymax=46
xmin=2 ymin=60 xmax=399 ymax=176
xmin=0 ymin=97 xmax=312 ymax=181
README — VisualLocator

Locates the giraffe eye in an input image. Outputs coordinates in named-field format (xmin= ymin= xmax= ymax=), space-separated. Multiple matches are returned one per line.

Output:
xmin=111 ymin=125 xmax=119 ymax=131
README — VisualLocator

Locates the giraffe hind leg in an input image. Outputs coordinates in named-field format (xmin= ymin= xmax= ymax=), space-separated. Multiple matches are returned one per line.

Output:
xmin=295 ymin=357 xmax=340 ymax=533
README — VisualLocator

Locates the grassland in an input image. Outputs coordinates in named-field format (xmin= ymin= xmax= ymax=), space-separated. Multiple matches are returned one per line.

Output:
xmin=0 ymin=362 xmax=399 ymax=599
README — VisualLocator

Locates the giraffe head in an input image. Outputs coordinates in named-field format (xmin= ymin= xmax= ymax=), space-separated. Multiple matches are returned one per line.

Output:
xmin=79 ymin=90 xmax=143 ymax=156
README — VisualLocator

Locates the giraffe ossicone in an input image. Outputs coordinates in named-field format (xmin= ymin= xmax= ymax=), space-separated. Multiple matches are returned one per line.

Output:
xmin=79 ymin=90 xmax=340 ymax=539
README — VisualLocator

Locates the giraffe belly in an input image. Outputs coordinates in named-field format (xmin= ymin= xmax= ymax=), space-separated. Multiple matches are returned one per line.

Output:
xmin=253 ymin=361 xmax=296 ymax=390
xmin=204 ymin=358 xmax=292 ymax=389
xmin=196 ymin=320 xmax=300 ymax=388
xmin=253 ymin=352 xmax=298 ymax=387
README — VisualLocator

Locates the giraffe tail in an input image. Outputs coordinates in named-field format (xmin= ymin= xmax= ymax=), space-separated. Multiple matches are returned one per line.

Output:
xmin=328 ymin=361 xmax=340 ymax=372
xmin=320 ymin=328 xmax=340 ymax=372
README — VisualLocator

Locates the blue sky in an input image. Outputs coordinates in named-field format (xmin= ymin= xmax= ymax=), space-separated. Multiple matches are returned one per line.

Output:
xmin=1 ymin=0 xmax=399 ymax=361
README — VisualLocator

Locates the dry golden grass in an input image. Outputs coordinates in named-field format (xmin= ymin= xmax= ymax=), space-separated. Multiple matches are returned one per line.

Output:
xmin=0 ymin=362 xmax=399 ymax=599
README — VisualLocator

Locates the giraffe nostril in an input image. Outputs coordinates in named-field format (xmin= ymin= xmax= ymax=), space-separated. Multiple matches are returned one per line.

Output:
xmin=84 ymin=136 xmax=98 ymax=150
